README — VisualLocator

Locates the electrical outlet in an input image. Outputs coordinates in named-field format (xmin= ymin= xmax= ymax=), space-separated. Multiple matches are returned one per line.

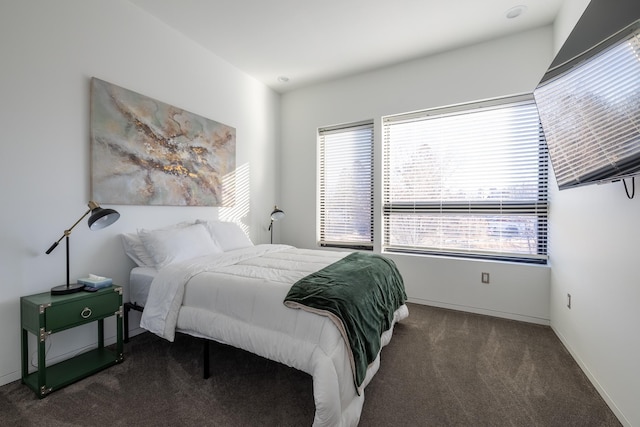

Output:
xmin=567 ymin=293 xmax=571 ymax=309
xmin=481 ymin=272 xmax=490 ymax=284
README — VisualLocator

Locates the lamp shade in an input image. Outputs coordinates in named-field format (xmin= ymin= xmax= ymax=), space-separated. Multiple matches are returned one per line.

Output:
xmin=270 ymin=206 xmax=285 ymax=221
xmin=88 ymin=206 xmax=120 ymax=230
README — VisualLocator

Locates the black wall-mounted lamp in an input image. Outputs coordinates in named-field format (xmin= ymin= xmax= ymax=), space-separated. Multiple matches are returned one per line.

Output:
xmin=46 ymin=201 xmax=120 ymax=295
xmin=268 ymin=205 xmax=285 ymax=244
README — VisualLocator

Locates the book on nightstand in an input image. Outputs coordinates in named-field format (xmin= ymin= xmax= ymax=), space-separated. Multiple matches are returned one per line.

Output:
xmin=77 ymin=274 xmax=113 ymax=288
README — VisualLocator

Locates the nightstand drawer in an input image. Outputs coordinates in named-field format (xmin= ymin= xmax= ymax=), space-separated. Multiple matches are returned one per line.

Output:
xmin=45 ymin=290 xmax=120 ymax=331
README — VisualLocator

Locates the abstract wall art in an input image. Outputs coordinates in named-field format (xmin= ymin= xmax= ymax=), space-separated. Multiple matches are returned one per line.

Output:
xmin=90 ymin=77 xmax=236 ymax=206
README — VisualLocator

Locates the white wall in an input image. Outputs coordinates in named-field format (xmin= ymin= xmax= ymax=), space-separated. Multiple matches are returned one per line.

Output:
xmin=280 ymin=27 xmax=555 ymax=325
xmin=0 ymin=0 xmax=279 ymax=386
xmin=549 ymin=1 xmax=640 ymax=425
xmin=552 ymin=0 xmax=591 ymax=56
xmin=3 ymin=1 xmax=635 ymax=424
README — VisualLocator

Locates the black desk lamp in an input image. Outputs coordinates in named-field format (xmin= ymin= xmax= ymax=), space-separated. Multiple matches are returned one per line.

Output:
xmin=46 ymin=201 xmax=120 ymax=295
xmin=268 ymin=205 xmax=285 ymax=244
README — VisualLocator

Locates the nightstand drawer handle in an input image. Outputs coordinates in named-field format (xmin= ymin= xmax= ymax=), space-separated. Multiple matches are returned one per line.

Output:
xmin=81 ymin=307 xmax=92 ymax=319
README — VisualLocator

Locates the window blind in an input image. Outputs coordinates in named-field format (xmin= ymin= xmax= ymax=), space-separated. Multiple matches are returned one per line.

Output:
xmin=319 ymin=121 xmax=374 ymax=249
xmin=382 ymin=95 xmax=548 ymax=263
xmin=534 ymin=21 xmax=640 ymax=189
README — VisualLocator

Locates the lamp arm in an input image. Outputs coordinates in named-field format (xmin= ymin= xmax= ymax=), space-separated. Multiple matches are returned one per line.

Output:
xmin=45 ymin=207 xmax=92 ymax=254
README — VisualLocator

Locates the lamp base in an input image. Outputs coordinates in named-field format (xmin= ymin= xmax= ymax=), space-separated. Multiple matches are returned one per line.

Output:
xmin=51 ymin=283 xmax=85 ymax=295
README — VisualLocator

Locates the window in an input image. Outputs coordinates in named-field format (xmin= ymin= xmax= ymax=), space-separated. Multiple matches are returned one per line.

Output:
xmin=319 ymin=120 xmax=374 ymax=250
xmin=382 ymin=95 xmax=548 ymax=264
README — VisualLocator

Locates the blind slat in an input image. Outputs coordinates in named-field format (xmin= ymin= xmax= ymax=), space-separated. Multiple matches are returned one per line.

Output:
xmin=319 ymin=121 xmax=374 ymax=249
xmin=534 ymin=23 xmax=640 ymax=189
xmin=383 ymin=95 xmax=548 ymax=263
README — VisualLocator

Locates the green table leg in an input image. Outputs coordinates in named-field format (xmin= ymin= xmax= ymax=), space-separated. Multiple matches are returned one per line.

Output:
xmin=21 ymin=329 xmax=28 ymax=382
xmin=37 ymin=328 xmax=46 ymax=396
xmin=116 ymin=309 xmax=123 ymax=361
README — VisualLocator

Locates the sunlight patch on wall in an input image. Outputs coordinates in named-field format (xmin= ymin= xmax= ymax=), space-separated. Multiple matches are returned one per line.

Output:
xmin=219 ymin=163 xmax=251 ymax=234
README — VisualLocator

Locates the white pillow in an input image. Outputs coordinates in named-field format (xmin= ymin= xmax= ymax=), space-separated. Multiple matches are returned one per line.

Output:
xmin=196 ymin=220 xmax=253 ymax=251
xmin=138 ymin=223 xmax=223 ymax=269
xmin=121 ymin=232 xmax=154 ymax=267
xmin=121 ymin=221 xmax=193 ymax=267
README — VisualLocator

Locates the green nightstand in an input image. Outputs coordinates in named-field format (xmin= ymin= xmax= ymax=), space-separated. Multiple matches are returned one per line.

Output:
xmin=20 ymin=286 xmax=124 ymax=397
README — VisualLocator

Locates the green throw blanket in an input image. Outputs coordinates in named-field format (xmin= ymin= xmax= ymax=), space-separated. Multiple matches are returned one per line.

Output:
xmin=283 ymin=252 xmax=407 ymax=391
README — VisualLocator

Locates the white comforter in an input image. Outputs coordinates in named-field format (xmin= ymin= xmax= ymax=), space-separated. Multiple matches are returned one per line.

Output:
xmin=140 ymin=244 xmax=408 ymax=427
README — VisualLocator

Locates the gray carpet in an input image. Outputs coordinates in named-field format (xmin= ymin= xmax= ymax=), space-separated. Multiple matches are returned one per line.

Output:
xmin=0 ymin=303 xmax=620 ymax=426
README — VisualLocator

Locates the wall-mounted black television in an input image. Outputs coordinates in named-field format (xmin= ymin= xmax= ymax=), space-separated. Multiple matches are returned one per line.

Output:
xmin=534 ymin=0 xmax=640 ymax=190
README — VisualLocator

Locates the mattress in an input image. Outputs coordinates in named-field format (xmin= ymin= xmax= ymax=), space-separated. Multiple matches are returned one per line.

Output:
xmin=129 ymin=266 xmax=156 ymax=306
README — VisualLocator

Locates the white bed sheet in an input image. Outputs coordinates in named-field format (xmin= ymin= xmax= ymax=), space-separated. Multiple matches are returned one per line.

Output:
xmin=129 ymin=266 xmax=156 ymax=306
xmin=139 ymin=245 xmax=408 ymax=427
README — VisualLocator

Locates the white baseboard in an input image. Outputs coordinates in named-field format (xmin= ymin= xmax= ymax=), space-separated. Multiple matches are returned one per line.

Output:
xmin=127 ymin=326 xmax=145 ymax=339
xmin=551 ymin=326 xmax=630 ymax=427
xmin=0 ymin=370 xmax=20 ymax=387
xmin=407 ymin=297 xmax=550 ymax=325
xmin=0 ymin=333 xmax=120 ymax=388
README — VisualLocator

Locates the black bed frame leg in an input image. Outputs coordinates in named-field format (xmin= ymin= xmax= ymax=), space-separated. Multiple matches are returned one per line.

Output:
xmin=203 ymin=339 xmax=210 ymax=379
xmin=122 ymin=302 xmax=144 ymax=344
xmin=123 ymin=302 xmax=131 ymax=343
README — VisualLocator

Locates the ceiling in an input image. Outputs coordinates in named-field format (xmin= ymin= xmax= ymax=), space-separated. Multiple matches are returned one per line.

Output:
xmin=129 ymin=0 xmax=566 ymax=93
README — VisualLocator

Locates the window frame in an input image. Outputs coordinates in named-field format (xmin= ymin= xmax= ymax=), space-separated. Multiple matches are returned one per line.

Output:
xmin=318 ymin=120 xmax=374 ymax=250
xmin=382 ymin=94 xmax=549 ymax=264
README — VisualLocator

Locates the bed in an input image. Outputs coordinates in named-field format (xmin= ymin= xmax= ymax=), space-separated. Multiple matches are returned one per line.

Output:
xmin=121 ymin=220 xmax=408 ymax=427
